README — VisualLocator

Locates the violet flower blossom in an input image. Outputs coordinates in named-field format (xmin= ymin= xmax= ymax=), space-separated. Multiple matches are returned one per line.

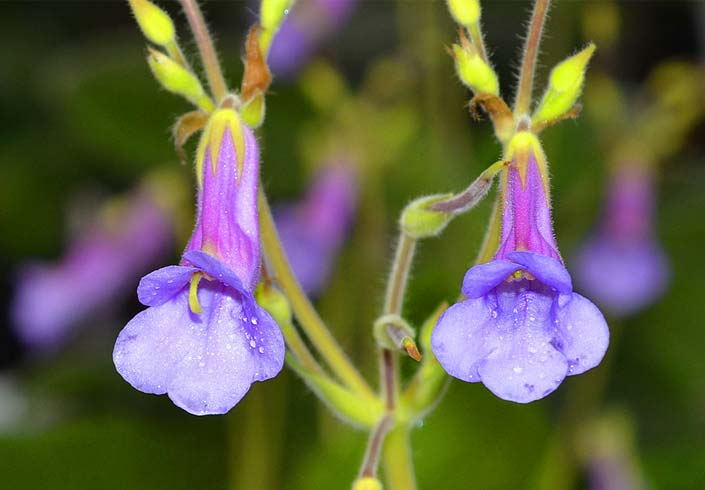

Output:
xmin=575 ymin=166 xmax=669 ymax=316
xmin=275 ymin=163 xmax=357 ymax=295
xmin=431 ymin=132 xmax=609 ymax=403
xmin=268 ymin=0 xmax=357 ymax=78
xmin=12 ymin=189 xmax=172 ymax=351
xmin=113 ymin=109 xmax=284 ymax=415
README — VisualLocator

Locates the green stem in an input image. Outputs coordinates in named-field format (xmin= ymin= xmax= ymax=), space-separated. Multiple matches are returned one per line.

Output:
xmin=359 ymin=414 xmax=394 ymax=478
xmin=279 ymin=318 xmax=326 ymax=377
xmin=381 ymin=234 xmax=415 ymax=410
xmin=467 ymin=23 xmax=489 ymax=65
xmin=258 ymin=188 xmax=377 ymax=403
xmin=179 ymin=0 xmax=229 ymax=102
xmin=514 ymin=0 xmax=551 ymax=116
xmin=382 ymin=425 xmax=417 ymax=490
xmin=384 ymin=234 xmax=416 ymax=315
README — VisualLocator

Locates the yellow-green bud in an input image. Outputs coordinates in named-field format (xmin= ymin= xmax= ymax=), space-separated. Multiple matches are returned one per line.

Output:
xmin=147 ymin=48 xmax=206 ymax=104
xmin=533 ymin=43 xmax=596 ymax=125
xmin=447 ymin=0 xmax=481 ymax=26
xmin=255 ymin=284 xmax=292 ymax=327
xmin=352 ymin=477 xmax=383 ymax=490
xmin=128 ymin=0 xmax=175 ymax=47
xmin=400 ymin=194 xmax=453 ymax=239
xmin=452 ymin=43 xmax=499 ymax=96
xmin=260 ymin=0 xmax=291 ymax=30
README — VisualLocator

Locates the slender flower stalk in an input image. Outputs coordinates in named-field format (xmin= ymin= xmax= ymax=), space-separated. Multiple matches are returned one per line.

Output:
xmin=514 ymin=0 xmax=551 ymax=115
xmin=259 ymin=190 xmax=377 ymax=402
xmin=178 ymin=0 xmax=228 ymax=102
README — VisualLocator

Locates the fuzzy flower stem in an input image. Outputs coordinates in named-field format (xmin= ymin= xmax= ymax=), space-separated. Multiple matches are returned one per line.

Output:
xmin=278 ymin=316 xmax=327 ymax=378
xmin=384 ymin=234 xmax=416 ymax=315
xmin=467 ymin=22 xmax=489 ymax=65
xmin=514 ymin=0 xmax=551 ymax=116
xmin=431 ymin=159 xmax=508 ymax=214
xmin=382 ymin=234 xmax=416 ymax=409
xmin=363 ymin=232 xmax=418 ymax=486
xmin=179 ymin=0 xmax=229 ymax=102
xmin=358 ymin=414 xmax=394 ymax=479
xmin=258 ymin=188 xmax=377 ymax=402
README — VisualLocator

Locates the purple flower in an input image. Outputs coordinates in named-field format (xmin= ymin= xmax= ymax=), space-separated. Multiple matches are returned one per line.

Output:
xmin=113 ymin=109 xmax=284 ymax=415
xmin=275 ymin=163 xmax=357 ymax=294
xmin=12 ymin=188 xmax=172 ymax=351
xmin=431 ymin=132 xmax=609 ymax=403
xmin=268 ymin=0 xmax=357 ymax=78
xmin=575 ymin=166 xmax=669 ymax=316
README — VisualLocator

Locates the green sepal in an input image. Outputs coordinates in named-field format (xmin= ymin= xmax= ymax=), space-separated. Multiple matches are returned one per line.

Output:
xmin=241 ymin=93 xmax=266 ymax=129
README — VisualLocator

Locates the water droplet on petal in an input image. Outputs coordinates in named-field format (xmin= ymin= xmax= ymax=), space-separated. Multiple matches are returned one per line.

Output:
xmin=258 ymin=347 xmax=264 ymax=354
xmin=513 ymin=366 xmax=523 ymax=374
xmin=249 ymin=340 xmax=256 ymax=348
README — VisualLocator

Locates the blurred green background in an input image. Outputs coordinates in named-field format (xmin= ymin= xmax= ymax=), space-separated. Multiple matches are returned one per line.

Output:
xmin=1 ymin=1 xmax=704 ymax=489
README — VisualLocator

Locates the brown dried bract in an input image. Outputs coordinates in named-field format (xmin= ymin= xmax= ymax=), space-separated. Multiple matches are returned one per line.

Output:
xmin=240 ymin=24 xmax=272 ymax=104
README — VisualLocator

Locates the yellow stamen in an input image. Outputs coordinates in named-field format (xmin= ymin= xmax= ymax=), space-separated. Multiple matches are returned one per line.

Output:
xmin=189 ymin=272 xmax=204 ymax=314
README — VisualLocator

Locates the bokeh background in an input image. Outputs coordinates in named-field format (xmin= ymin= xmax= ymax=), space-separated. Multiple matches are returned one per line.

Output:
xmin=1 ymin=1 xmax=704 ymax=489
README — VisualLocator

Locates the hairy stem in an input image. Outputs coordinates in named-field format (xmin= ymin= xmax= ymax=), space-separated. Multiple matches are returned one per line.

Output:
xmin=278 ymin=318 xmax=326 ymax=377
xmin=467 ymin=23 xmax=489 ymax=65
xmin=384 ymin=234 xmax=416 ymax=315
xmin=381 ymin=234 xmax=416 ymax=410
xmin=258 ymin=189 xmax=376 ymax=402
xmin=359 ymin=414 xmax=394 ymax=479
xmin=179 ymin=0 xmax=229 ymax=102
xmin=514 ymin=0 xmax=551 ymax=116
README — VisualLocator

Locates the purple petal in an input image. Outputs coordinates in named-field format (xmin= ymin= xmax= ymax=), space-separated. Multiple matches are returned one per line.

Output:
xmin=167 ymin=283 xmax=284 ymax=414
xmin=114 ymin=289 xmax=198 ymax=395
xmin=477 ymin=341 xmax=568 ymax=403
xmin=137 ymin=265 xmax=198 ymax=306
xmin=507 ymin=251 xmax=572 ymax=294
xmin=113 ymin=281 xmax=284 ymax=415
xmin=461 ymin=260 xmax=522 ymax=298
xmin=475 ymin=282 xmax=568 ymax=402
xmin=431 ymin=297 xmax=496 ymax=382
xmin=554 ymin=292 xmax=609 ymax=376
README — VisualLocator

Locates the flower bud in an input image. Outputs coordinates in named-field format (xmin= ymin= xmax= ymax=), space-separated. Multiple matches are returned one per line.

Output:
xmin=452 ymin=43 xmax=499 ymax=96
xmin=446 ymin=0 xmax=481 ymax=27
xmin=147 ymin=48 xmax=210 ymax=108
xmin=128 ymin=0 xmax=175 ymax=47
xmin=533 ymin=43 xmax=596 ymax=125
xmin=352 ymin=477 xmax=383 ymax=490
xmin=400 ymin=194 xmax=453 ymax=239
